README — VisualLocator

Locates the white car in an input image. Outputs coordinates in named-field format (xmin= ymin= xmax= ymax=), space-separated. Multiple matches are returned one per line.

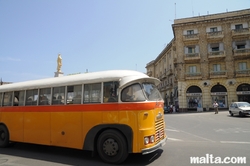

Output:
xmin=229 ymin=102 xmax=250 ymax=117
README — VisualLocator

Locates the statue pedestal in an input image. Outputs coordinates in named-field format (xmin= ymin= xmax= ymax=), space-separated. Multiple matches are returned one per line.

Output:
xmin=54 ymin=71 xmax=64 ymax=77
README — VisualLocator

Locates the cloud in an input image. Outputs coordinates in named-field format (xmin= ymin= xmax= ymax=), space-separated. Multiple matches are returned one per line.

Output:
xmin=0 ymin=57 xmax=21 ymax=62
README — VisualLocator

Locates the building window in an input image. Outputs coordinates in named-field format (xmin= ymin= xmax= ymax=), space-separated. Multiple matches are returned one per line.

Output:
xmin=235 ymin=24 xmax=243 ymax=30
xmin=188 ymin=47 xmax=195 ymax=53
xmin=210 ymin=27 xmax=218 ymax=32
xmin=187 ymin=30 xmax=194 ymax=35
xmin=239 ymin=62 xmax=247 ymax=70
xmin=210 ymin=43 xmax=219 ymax=52
xmin=213 ymin=64 xmax=221 ymax=71
xmin=237 ymin=44 xmax=245 ymax=49
xmin=212 ymin=47 xmax=219 ymax=51
xmin=189 ymin=66 xmax=197 ymax=73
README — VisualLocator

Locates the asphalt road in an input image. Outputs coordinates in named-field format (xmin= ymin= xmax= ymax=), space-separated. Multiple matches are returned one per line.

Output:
xmin=1 ymin=110 xmax=250 ymax=166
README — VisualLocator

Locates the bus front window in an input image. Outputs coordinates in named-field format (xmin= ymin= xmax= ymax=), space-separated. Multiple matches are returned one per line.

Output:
xmin=142 ymin=83 xmax=162 ymax=101
xmin=121 ymin=83 xmax=146 ymax=102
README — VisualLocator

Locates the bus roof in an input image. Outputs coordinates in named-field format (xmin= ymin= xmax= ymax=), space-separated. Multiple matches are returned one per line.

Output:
xmin=0 ymin=70 xmax=160 ymax=92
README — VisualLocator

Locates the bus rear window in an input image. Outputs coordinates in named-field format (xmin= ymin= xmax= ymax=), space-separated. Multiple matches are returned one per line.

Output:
xmin=142 ymin=83 xmax=162 ymax=101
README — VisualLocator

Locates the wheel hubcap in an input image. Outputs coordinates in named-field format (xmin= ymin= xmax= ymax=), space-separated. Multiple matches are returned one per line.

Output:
xmin=0 ymin=131 xmax=5 ymax=140
xmin=103 ymin=138 xmax=118 ymax=156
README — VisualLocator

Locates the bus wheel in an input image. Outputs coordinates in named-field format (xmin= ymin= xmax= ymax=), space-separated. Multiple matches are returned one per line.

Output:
xmin=97 ymin=129 xmax=128 ymax=164
xmin=0 ymin=125 xmax=9 ymax=148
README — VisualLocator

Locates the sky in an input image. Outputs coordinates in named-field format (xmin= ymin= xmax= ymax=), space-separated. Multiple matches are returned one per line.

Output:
xmin=1 ymin=0 xmax=249 ymax=82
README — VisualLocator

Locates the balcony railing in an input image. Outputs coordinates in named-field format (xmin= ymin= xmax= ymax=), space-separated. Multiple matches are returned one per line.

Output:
xmin=166 ymin=69 xmax=173 ymax=76
xmin=210 ymin=70 xmax=227 ymax=75
xmin=232 ymin=28 xmax=250 ymax=36
xmin=234 ymin=48 xmax=250 ymax=59
xmin=185 ymin=72 xmax=201 ymax=77
xmin=208 ymin=51 xmax=225 ymax=58
xmin=183 ymin=34 xmax=199 ymax=40
xmin=184 ymin=53 xmax=200 ymax=62
xmin=207 ymin=31 xmax=223 ymax=38
xmin=147 ymin=71 xmax=152 ymax=76
xmin=236 ymin=69 xmax=250 ymax=75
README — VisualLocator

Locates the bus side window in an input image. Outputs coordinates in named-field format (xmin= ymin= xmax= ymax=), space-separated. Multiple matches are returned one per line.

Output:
xmin=0 ymin=93 xmax=2 ymax=106
xmin=18 ymin=91 xmax=25 ymax=106
xmin=84 ymin=83 xmax=101 ymax=103
xmin=67 ymin=85 xmax=82 ymax=104
xmin=3 ymin=92 xmax=13 ymax=106
xmin=52 ymin=86 xmax=65 ymax=105
xmin=39 ymin=88 xmax=51 ymax=105
xmin=13 ymin=91 xmax=25 ymax=106
xmin=103 ymin=81 xmax=119 ymax=103
xmin=25 ymin=89 xmax=38 ymax=106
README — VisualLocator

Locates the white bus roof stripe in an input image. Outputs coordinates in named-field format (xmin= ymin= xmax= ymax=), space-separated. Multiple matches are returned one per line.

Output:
xmin=0 ymin=70 xmax=159 ymax=92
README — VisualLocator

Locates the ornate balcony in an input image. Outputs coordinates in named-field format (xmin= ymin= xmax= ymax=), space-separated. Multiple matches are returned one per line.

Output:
xmin=210 ymin=70 xmax=227 ymax=78
xmin=233 ymin=48 xmax=250 ymax=60
xmin=232 ymin=28 xmax=250 ymax=37
xmin=185 ymin=72 xmax=202 ymax=80
xmin=147 ymin=71 xmax=152 ymax=76
xmin=206 ymin=31 xmax=224 ymax=39
xmin=184 ymin=53 xmax=200 ymax=63
xmin=208 ymin=51 xmax=226 ymax=59
xmin=166 ymin=69 xmax=173 ymax=76
xmin=183 ymin=34 xmax=199 ymax=41
xmin=235 ymin=69 xmax=250 ymax=77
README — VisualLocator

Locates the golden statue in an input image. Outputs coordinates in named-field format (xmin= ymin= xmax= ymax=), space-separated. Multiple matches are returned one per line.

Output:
xmin=57 ymin=54 xmax=62 ymax=72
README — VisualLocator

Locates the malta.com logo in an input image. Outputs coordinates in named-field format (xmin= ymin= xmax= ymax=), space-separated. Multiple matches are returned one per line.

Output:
xmin=190 ymin=154 xmax=246 ymax=164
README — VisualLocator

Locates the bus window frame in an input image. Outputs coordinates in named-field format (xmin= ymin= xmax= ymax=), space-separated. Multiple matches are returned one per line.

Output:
xmin=3 ymin=91 xmax=13 ymax=107
xmin=66 ymin=84 xmax=83 ymax=104
xmin=83 ymin=83 xmax=102 ymax=103
xmin=25 ymin=89 xmax=39 ymax=106
xmin=39 ymin=88 xmax=52 ymax=105
xmin=52 ymin=86 xmax=66 ymax=105
xmin=0 ymin=92 xmax=2 ymax=106
xmin=121 ymin=83 xmax=146 ymax=102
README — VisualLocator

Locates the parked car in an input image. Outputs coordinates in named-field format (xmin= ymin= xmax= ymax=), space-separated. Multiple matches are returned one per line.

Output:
xmin=229 ymin=102 xmax=250 ymax=117
xmin=164 ymin=105 xmax=170 ymax=114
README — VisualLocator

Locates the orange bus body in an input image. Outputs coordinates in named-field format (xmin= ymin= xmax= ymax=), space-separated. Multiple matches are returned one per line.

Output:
xmin=0 ymin=102 xmax=165 ymax=152
xmin=0 ymin=70 xmax=167 ymax=164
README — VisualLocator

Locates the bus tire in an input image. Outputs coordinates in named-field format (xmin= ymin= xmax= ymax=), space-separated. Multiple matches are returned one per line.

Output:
xmin=97 ymin=129 xmax=128 ymax=164
xmin=0 ymin=125 xmax=9 ymax=148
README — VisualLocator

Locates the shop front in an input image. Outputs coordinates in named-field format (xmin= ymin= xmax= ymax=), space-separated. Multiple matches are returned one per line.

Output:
xmin=211 ymin=84 xmax=228 ymax=108
xmin=236 ymin=83 xmax=250 ymax=103
xmin=186 ymin=86 xmax=203 ymax=110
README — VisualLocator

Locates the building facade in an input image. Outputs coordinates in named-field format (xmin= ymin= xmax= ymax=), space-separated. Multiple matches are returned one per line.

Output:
xmin=146 ymin=9 xmax=250 ymax=111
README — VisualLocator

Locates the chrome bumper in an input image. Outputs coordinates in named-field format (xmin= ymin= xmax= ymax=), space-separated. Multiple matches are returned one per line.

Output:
xmin=142 ymin=136 xmax=167 ymax=155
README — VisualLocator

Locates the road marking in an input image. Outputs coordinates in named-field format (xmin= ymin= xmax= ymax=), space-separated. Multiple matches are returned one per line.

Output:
xmin=168 ymin=137 xmax=183 ymax=141
xmin=166 ymin=129 xmax=180 ymax=132
xmin=220 ymin=141 xmax=250 ymax=144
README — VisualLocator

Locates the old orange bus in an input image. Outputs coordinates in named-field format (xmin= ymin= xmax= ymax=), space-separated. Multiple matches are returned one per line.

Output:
xmin=0 ymin=70 xmax=167 ymax=164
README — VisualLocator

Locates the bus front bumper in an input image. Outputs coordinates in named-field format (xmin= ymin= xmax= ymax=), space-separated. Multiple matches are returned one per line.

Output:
xmin=141 ymin=136 xmax=167 ymax=155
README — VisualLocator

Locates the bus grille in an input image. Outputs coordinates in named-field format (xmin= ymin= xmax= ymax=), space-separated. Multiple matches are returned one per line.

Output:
xmin=155 ymin=119 xmax=165 ymax=143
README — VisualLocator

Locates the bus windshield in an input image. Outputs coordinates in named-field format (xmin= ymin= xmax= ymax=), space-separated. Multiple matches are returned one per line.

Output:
xmin=142 ymin=83 xmax=162 ymax=101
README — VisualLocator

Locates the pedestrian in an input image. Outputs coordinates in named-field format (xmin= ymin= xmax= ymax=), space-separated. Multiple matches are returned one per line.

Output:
xmin=173 ymin=105 xmax=176 ymax=113
xmin=213 ymin=101 xmax=218 ymax=114
xmin=170 ymin=104 xmax=173 ymax=113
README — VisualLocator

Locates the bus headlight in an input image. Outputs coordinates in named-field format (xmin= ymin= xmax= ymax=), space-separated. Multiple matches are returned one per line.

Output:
xmin=144 ymin=135 xmax=155 ymax=145
xmin=144 ymin=137 xmax=149 ymax=145
xmin=150 ymin=135 xmax=155 ymax=143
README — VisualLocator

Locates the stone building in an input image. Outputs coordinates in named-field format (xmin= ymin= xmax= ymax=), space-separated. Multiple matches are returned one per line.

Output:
xmin=146 ymin=9 xmax=250 ymax=111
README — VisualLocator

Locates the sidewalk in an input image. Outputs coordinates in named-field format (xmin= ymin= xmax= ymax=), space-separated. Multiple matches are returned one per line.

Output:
xmin=166 ymin=109 xmax=228 ymax=114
